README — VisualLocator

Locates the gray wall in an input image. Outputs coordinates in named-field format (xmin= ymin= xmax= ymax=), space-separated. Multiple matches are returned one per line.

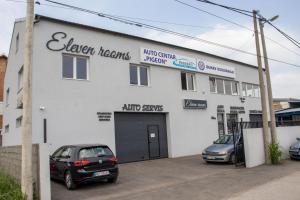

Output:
xmin=0 ymin=144 xmax=40 ymax=199
xmin=3 ymin=18 xmax=265 ymax=158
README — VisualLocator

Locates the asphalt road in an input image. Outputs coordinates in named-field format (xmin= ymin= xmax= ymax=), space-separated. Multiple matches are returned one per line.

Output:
xmin=51 ymin=156 xmax=300 ymax=200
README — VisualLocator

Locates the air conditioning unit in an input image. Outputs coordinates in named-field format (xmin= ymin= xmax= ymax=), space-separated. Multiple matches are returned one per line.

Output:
xmin=17 ymin=93 xmax=23 ymax=109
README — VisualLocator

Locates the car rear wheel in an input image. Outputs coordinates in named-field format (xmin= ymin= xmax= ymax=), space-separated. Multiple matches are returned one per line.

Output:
xmin=107 ymin=177 xmax=118 ymax=183
xmin=65 ymin=171 xmax=76 ymax=190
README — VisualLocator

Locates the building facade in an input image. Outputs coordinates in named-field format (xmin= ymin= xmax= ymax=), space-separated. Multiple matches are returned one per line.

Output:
xmin=2 ymin=16 xmax=264 ymax=163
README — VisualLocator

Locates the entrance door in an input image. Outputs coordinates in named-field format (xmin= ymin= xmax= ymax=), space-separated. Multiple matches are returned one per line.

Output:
xmin=148 ymin=125 xmax=160 ymax=159
xmin=227 ymin=113 xmax=238 ymax=134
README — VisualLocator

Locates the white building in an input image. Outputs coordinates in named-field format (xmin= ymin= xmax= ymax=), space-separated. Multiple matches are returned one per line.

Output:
xmin=2 ymin=15 xmax=264 ymax=163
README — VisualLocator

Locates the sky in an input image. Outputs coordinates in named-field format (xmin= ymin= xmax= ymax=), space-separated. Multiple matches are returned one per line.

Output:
xmin=1 ymin=0 xmax=300 ymax=98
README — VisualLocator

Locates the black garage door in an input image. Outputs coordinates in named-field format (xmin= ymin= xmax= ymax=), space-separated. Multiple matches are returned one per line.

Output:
xmin=114 ymin=112 xmax=168 ymax=163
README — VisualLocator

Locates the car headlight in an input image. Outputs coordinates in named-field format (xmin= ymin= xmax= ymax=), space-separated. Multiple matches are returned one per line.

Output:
xmin=219 ymin=151 xmax=227 ymax=155
xmin=202 ymin=150 xmax=206 ymax=154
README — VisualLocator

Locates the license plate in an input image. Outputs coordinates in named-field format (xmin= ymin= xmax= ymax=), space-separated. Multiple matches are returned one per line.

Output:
xmin=93 ymin=171 xmax=110 ymax=177
xmin=207 ymin=156 xmax=215 ymax=160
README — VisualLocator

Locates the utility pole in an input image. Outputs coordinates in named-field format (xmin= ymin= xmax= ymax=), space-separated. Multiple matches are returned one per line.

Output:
xmin=22 ymin=0 xmax=34 ymax=199
xmin=252 ymin=10 xmax=270 ymax=164
xmin=259 ymin=18 xmax=278 ymax=144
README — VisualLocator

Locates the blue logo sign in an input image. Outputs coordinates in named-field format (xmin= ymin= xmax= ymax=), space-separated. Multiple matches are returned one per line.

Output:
xmin=173 ymin=58 xmax=196 ymax=70
xmin=197 ymin=61 xmax=206 ymax=71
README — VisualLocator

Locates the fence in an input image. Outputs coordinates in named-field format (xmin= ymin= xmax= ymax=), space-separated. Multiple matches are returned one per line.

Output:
xmin=0 ymin=144 xmax=51 ymax=200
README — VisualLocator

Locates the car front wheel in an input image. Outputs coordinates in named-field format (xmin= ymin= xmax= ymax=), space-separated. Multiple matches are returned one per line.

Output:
xmin=230 ymin=153 xmax=236 ymax=164
xmin=65 ymin=171 xmax=76 ymax=190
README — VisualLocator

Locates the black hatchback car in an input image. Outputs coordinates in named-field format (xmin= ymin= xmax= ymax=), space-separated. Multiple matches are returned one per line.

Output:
xmin=50 ymin=144 xmax=119 ymax=190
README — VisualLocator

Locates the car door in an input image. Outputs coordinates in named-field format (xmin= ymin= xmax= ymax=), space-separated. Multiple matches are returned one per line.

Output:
xmin=56 ymin=147 xmax=73 ymax=179
xmin=50 ymin=147 xmax=64 ymax=179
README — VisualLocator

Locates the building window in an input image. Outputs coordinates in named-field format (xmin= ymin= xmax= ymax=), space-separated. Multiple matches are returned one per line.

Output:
xmin=242 ymin=82 xmax=260 ymax=98
xmin=16 ymin=116 xmax=22 ymax=128
xmin=129 ymin=65 xmax=149 ymax=86
xmin=6 ymin=88 xmax=9 ymax=106
xmin=217 ymin=113 xmax=225 ymax=136
xmin=18 ymin=66 xmax=23 ymax=92
xmin=224 ymin=80 xmax=232 ymax=95
xmin=16 ymin=33 xmax=19 ymax=54
xmin=62 ymin=54 xmax=88 ymax=80
xmin=181 ymin=72 xmax=195 ymax=91
xmin=209 ymin=77 xmax=217 ymax=93
xmin=4 ymin=125 xmax=9 ymax=133
xmin=232 ymin=81 xmax=239 ymax=96
xmin=211 ymin=77 xmax=239 ymax=96
xmin=216 ymin=79 xmax=224 ymax=94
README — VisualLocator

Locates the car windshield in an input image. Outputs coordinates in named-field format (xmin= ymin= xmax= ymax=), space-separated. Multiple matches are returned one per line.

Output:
xmin=214 ymin=135 xmax=234 ymax=144
xmin=79 ymin=146 xmax=113 ymax=159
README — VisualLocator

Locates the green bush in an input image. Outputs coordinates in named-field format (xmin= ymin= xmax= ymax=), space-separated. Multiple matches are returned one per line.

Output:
xmin=269 ymin=142 xmax=282 ymax=164
xmin=0 ymin=172 xmax=26 ymax=200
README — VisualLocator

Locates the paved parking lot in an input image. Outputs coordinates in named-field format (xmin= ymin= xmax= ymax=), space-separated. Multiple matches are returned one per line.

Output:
xmin=51 ymin=155 xmax=300 ymax=200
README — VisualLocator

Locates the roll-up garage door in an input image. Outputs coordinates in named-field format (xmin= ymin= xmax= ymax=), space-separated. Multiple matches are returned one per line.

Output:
xmin=114 ymin=112 xmax=168 ymax=163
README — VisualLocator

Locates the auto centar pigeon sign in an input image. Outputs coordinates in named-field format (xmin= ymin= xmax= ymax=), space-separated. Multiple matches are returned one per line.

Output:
xmin=140 ymin=48 xmax=236 ymax=78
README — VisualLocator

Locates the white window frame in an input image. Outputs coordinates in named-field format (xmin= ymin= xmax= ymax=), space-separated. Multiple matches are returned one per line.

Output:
xmin=62 ymin=54 xmax=89 ymax=81
xmin=209 ymin=77 xmax=217 ymax=93
xmin=181 ymin=72 xmax=196 ymax=91
xmin=4 ymin=125 xmax=9 ymax=134
xmin=16 ymin=116 xmax=22 ymax=128
xmin=231 ymin=81 xmax=239 ymax=96
xmin=129 ymin=64 xmax=150 ymax=87
xmin=5 ymin=88 xmax=9 ymax=107
xmin=18 ymin=66 xmax=23 ymax=92
xmin=242 ymin=82 xmax=260 ymax=98
xmin=15 ymin=33 xmax=19 ymax=54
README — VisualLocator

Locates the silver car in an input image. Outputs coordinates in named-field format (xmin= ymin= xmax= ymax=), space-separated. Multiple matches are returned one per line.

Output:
xmin=289 ymin=138 xmax=300 ymax=160
xmin=202 ymin=134 xmax=240 ymax=163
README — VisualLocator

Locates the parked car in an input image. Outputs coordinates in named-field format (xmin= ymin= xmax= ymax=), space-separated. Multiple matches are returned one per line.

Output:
xmin=289 ymin=138 xmax=300 ymax=160
xmin=50 ymin=144 xmax=119 ymax=190
xmin=202 ymin=134 xmax=241 ymax=163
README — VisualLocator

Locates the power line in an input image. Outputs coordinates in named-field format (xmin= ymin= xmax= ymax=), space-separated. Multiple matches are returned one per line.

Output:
xmin=175 ymin=0 xmax=300 ymax=57
xmin=4 ymin=0 xmax=300 ymax=67
xmin=5 ymin=0 xmax=300 ymax=57
xmin=42 ymin=0 xmax=300 ymax=68
xmin=194 ymin=0 xmax=300 ymax=49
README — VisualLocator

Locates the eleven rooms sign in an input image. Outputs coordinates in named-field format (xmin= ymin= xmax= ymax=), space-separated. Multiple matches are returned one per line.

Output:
xmin=140 ymin=48 xmax=236 ymax=78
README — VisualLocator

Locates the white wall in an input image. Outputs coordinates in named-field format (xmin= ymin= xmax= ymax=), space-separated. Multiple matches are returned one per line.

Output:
xmin=38 ymin=143 xmax=51 ymax=200
xmin=243 ymin=128 xmax=265 ymax=168
xmin=277 ymin=126 xmax=300 ymax=158
xmin=243 ymin=126 xmax=300 ymax=168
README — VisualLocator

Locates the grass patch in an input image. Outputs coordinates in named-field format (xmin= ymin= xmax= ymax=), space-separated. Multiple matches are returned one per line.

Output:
xmin=0 ymin=172 xmax=26 ymax=200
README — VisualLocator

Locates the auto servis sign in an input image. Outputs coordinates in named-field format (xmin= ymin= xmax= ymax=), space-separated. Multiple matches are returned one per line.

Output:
xmin=141 ymin=48 xmax=236 ymax=78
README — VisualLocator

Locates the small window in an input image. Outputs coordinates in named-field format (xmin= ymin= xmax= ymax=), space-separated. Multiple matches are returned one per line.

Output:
xmin=4 ymin=125 xmax=9 ymax=133
xmin=6 ymin=88 xmax=10 ymax=106
xmin=246 ymin=83 xmax=253 ymax=97
xmin=209 ymin=77 xmax=217 ymax=93
xmin=224 ymin=80 xmax=232 ymax=95
xmin=129 ymin=65 xmax=149 ymax=86
xmin=216 ymin=79 xmax=224 ymax=94
xmin=18 ymin=66 xmax=23 ymax=91
xmin=253 ymin=85 xmax=260 ymax=97
xmin=16 ymin=116 xmax=22 ymax=128
xmin=181 ymin=72 xmax=195 ymax=91
xmin=62 ymin=54 xmax=88 ymax=80
xmin=79 ymin=146 xmax=113 ymax=159
xmin=232 ymin=81 xmax=239 ymax=96
xmin=16 ymin=33 xmax=19 ymax=54
xmin=242 ymin=83 xmax=247 ymax=97
xmin=60 ymin=148 xmax=72 ymax=158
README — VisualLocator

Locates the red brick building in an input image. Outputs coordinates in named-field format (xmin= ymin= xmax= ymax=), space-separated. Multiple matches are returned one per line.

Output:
xmin=0 ymin=54 xmax=7 ymax=146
